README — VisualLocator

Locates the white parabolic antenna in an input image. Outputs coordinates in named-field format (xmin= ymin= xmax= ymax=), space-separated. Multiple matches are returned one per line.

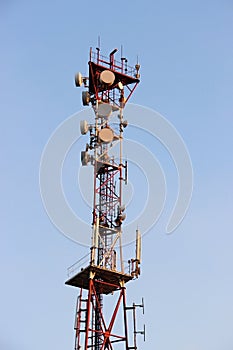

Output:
xmin=97 ymin=102 xmax=112 ymax=118
xmin=98 ymin=128 xmax=114 ymax=143
xmin=82 ymin=91 xmax=90 ymax=106
xmin=75 ymin=72 xmax=83 ymax=87
xmin=80 ymin=120 xmax=89 ymax=135
xmin=100 ymin=70 xmax=115 ymax=86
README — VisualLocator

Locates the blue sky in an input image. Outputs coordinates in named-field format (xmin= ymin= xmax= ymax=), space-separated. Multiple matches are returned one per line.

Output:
xmin=1 ymin=1 xmax=233 ymax=349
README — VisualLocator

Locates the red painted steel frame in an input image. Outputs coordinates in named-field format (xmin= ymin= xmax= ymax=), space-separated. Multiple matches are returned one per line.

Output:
xmin=74 ymin=279 xmax=130 ymax=350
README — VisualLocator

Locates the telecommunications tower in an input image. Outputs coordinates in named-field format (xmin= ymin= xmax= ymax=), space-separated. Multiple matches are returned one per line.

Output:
xmin=66 ymin=46 xmax=145 ymax=350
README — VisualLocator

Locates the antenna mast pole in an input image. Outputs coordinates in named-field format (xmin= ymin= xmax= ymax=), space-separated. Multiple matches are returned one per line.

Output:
xmin=67 ymin=46 xmax=144 ymax=350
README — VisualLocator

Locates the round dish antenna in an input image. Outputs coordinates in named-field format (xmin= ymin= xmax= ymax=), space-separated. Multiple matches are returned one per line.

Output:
xmin=81 ymin=151 xmax=90 ymax=166
xmin=97 ymin=102 xmax=112 ymax=119
xmin=82 ymin=91 xmax=90 ymax=106
xmin=100 ymin=70 xmax=115 ymax=86
xmin=98 ymin=128 xmax=114 ymax=143
xmin=80 ymin=120 xmax=89 ymax=135
xmin=75 ymin=72 xmax=83 ymax=87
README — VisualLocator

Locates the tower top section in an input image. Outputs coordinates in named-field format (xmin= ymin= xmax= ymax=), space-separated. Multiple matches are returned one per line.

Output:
xmin=66 ymin=46 xmax=141 ymax=293
xmin=75 ymin=47 xmax=140 ymax=108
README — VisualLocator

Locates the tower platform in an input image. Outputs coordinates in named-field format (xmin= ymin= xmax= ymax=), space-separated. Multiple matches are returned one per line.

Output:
xmin=88 ymin=62 xmax=139 ymax=95
xmin=65 ymin=264 xmax=133 ymax=294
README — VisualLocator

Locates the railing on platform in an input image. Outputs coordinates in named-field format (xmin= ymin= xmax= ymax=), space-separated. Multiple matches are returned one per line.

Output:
xmin=67 ymin=252 xmax=132 ymax=278
xmin=67 ymin=252 xmax=90 ymax=277
xmin=90 ymin=50 xmax=137 ymax=77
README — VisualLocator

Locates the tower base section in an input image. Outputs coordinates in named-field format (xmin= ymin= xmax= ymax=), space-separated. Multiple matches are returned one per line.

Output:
xmin=74 ymin=278 xmax=130 ymax=350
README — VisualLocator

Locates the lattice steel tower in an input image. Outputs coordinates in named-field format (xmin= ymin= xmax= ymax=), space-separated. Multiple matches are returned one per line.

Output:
xmin=66 ymin=46 xmax=145 ymax=350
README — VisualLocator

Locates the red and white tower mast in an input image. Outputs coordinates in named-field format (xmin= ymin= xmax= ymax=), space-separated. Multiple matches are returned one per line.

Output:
xmin=66 ymin=46 xmax=144 ymax=350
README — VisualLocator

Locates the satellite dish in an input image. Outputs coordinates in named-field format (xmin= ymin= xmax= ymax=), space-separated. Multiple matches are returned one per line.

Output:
xmin=82 ymin=91 xmax=90 ymax=106
xmin=97 ymin=102 xmax=112 ymax=119
xmin=100 ymin=70 xmax=115 ymax=86
xmin=98 ymin=128 xmax=114 ymax=143
xmin=80 ymin=120 xmax=89 ymax=135
xmin=81 ymin=151 xmax=90 ymax=166
xmin=75 ymin=72 xmax=83 ymax=87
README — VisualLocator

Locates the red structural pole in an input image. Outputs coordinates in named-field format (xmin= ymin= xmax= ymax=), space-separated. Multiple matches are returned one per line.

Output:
xmin=85 ymin=279 xmax=93 ymax=350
